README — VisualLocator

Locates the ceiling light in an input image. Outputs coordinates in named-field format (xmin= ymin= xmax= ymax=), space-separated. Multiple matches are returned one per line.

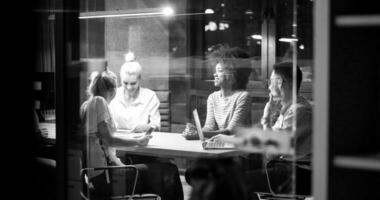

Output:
xmin=205 ymin=9 xmax=214 ymax=14
xmin=79 ymin=6 xmax=174 ymax=19
xmin=279 ymin=38 xmax=298 ymax=43
xmin=251 ymin=34 xmax=262 ymax=40
xmin=162 ymin=6 xmax=174 ymax=16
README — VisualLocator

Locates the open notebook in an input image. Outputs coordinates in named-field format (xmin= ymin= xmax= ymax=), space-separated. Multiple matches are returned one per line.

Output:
xmin=192 ymin=109 xmax=235 ymax=149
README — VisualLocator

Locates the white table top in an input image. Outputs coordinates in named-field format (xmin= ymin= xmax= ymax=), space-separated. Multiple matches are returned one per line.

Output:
xmin=114 ymin=132 xmax=244 ymax=159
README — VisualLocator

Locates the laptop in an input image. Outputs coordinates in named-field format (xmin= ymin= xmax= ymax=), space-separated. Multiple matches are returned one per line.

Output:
xmin=192 ymin=109 xmax=235 ymax=149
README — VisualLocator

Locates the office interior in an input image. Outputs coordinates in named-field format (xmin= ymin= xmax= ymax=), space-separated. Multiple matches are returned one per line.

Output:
xmin=30 ymin=0 xmax=380 ymax=200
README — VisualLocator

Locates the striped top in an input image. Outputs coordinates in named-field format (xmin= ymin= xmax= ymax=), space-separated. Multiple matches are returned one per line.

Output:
xmin=203 ymin=90 xmax=252 ymax=133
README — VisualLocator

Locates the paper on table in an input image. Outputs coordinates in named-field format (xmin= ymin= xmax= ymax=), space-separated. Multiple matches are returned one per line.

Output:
xmin=116 ymin=129 xmax=132 ymax=134
xmin=115 ymin=129 xmax=145 ymax=139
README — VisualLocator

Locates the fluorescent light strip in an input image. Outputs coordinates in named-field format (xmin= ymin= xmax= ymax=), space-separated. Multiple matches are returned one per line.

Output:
xmin=251 ymin=34 xmax=262 ymax=40
xmin=79 ymin=11 xmax=165 ymax=19
xmin=175 ymin=12 xmax=212 ymax=16
xmin=79 ymin=10 xmax=210 ymax=19
xmin=279 ymin=38 xmax=298 ymax=43
xmin=335 ymin=15 xmax=380 ymax=26
xmin=33 ymin=9 xmax=77 ymax=13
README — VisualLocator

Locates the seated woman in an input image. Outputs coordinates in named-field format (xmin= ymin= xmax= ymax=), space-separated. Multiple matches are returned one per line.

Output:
xmin=109 ymin=51 xmax=160 ymax=133
xmin=109 ymin=51 xmax=168 ymax=165
xmin=183 ymin=44 xmax=252 ymax=139
xmin=80 ymin=69 xmax=183 ymax=200
xmin=183 ymin=44 xmax=253 ymax=185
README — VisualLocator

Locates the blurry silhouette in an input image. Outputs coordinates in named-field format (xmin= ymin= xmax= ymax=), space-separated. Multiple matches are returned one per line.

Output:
xmin=188 ymin=158 xmax=248 ymax=200
xmin=33 ymin=107 xmax=56 ymax=200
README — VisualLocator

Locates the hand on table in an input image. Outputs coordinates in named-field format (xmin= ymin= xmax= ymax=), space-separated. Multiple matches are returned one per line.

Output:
xmin=209 ymin=134 xmax=231 ymax=142
xmin=182 ymin=123 xmax=199 ymax=140
xmin=209 ymin=134 xmax=244 ymax=146
xmin=135 ymin=135 xmax=153 ymax=146
xmin=132 ymin=124 xmax=151 ymax=133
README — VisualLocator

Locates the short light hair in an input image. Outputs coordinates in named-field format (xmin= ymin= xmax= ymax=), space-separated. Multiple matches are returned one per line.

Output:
xmin=120 ymin=51 xmax=142 ymax=79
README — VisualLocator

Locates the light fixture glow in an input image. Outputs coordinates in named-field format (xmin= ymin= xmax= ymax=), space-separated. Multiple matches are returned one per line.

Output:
xmin=299 ymin=44 xmax=305 ymax=50
xmin=79 ymin=7 xmax=174 ymax=19
xmin=279 ymin=38 xmax=298 ymax=43
xmin=205 ymin=21 xmax=217 ymax=31
xmin=162 ymin=6 xmax=174 ymax=16
xmin=219 ymin=22 xmax=229 ymax=30
xmin=251 ymin=34 xmax=262 ymax=40
xmin=245 ymin=10 xmax=254 ymax=15
xmin=205 ymin=9 xmax=214 ymax=14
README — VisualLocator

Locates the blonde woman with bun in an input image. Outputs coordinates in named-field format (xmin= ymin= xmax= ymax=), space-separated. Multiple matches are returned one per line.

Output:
xmin=108 ymin=52 xmax=184 ymax=200
xmin=110 ymin=51 xmax=161 ymax=133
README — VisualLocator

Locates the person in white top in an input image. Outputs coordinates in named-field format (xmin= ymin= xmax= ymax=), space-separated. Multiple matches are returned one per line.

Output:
xmin=110 ymin=51 xmax=161 ymax=133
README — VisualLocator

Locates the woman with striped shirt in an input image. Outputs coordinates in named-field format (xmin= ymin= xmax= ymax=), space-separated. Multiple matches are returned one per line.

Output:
xmin=184 ymin=44 xmax=252 ymax=139
xmin=183 ymin=45 xmax=253 ymax=187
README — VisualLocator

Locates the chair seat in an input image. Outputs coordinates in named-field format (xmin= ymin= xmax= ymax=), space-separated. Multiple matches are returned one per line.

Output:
xmin=81 ymin=166 xmax=161 ymax=200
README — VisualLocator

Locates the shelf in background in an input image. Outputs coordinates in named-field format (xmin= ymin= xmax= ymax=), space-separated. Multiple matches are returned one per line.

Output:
xmin=334 ymin=153 xmax=380 ymax=171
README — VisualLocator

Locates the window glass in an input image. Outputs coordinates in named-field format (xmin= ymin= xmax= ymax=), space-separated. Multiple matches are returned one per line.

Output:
xmin=33 ymin=0 xmax=314 ymax=199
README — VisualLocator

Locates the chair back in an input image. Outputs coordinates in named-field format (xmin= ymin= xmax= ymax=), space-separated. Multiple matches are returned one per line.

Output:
xmin=155 ymin=91 xmax=171 ymax=132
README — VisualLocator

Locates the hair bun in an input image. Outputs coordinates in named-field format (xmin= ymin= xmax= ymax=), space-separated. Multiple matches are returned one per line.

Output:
xmin=124 ymin=51 xmax=136 ymax=62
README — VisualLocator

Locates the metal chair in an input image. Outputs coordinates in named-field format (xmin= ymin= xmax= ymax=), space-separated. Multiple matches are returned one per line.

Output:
xmin=80 ymin=165 xmax=161 ymax=200
xmin=255 ymin=160 xmax=312 ymax=200
xmin=256 ymin=192 xmax=310 ymax=200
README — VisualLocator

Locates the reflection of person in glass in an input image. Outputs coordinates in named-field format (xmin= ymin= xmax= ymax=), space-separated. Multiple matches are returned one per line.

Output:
xmin=183 ymin=44 xmax=252 ymax=139
xmin=188 ymin=158 xmax=248 ymax=200
xmin=110 ymin=51 xmax=160 ymax=133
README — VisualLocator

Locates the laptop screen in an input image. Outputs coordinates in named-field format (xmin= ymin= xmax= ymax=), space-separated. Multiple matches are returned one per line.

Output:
xmin=192 ymin=109 xmax=205 ymax=141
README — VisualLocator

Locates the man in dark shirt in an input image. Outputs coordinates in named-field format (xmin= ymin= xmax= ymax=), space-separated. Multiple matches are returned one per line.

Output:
xmin=248 ymin=61 xmax=312 ymax=197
